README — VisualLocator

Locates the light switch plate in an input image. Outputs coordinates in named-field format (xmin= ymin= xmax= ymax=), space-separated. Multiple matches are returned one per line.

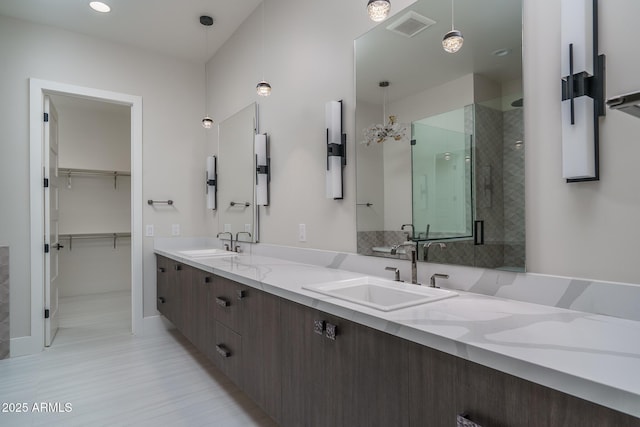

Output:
xmin=171 ymin=224 xmax=180 ymax=236
xmin=299 ymin=224 xmax=306 ymax=242
xmin=145 ymin=224 xmax=154 ymax=237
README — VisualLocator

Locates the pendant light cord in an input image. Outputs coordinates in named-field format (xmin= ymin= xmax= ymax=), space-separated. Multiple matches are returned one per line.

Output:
xmin=204 ymin=24 xmax=209 ymax=115
xmin=262 ymin=0 xmax=266 ymax=81
xmin=451 ymin=0 xmax=455 ymax=31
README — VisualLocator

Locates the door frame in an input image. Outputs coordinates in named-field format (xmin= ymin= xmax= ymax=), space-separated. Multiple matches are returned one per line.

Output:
xmin=29 ymin=78 xmax=143 ymax=353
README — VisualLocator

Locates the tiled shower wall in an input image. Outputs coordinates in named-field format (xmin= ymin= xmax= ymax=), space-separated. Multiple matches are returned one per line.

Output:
xmin=0 ymin=246 xmax=9 ymax=360
xmin=503 ymin=108 xmax=525 ymax=268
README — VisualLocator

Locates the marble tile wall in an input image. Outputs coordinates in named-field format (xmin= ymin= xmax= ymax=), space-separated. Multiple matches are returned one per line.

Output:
xmin=0 ymin=246 xmax=9 ymax=360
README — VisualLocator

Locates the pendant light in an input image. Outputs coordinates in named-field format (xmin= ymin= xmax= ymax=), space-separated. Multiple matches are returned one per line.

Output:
xmin=367 ymin=0 xmax=391 ymax=22
xmin=256 ymin=1 xmax=272 ymax=96
xmin=201 ymin=15 xmax=214 ymax=128
xmin=442 ymin=0 xmax=463 ymax=53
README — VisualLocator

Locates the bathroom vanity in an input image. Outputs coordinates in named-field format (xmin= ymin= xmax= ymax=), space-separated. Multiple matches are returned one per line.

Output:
xmin=155 ymin=248 xmax=640 ymax=427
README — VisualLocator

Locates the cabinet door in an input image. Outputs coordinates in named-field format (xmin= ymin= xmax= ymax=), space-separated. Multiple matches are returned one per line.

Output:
xmin=280 ymin=301 xmax=356 ymax=427
xmin=190 ymin=268 xmax=213 ymax=355
xmin=354 ymin=325 xmax=410 ymax=427
xmin=156 ymin=255 xmax=170 ymax=317
xmin=407 ymin=341 xmax=461 ymax=427
xmin=241 ymin=288 xmax=282 ymax=423
xmin=169 ymin=261 xmax=192 ymax=336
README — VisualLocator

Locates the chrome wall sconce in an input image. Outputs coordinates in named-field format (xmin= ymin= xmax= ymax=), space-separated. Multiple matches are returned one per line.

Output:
xmin=560 ymin=0 xmax=605 ymax=182
xmin=255 ymin=133 xmax=270 ymax=206
xmin=326 ymin=100 xmax=346 ymax=200
xmin=206 ymin=155 xmax=217 ymax=210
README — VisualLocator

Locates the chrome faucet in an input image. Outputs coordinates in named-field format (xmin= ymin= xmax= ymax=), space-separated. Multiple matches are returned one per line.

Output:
xmin=234 ymin=232 xmax=252 ymax=253
xmin=384 ymin=266 xmax=401 ymax=282
xmin=423 ymin=241 xmax=446 ymax=262
xmin=391 ymin=242 xmax=418 ymax=284
xmin=217 ymin=231 xmax=234 ymax=251
xmin=401 ymin=223 xmax=414 ymax=240
xmin=429 ymin=273 xmax=449 ymax=288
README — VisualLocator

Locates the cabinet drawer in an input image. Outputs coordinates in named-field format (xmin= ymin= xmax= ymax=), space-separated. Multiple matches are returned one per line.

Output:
xmin=213 ymin=321 xmax=242 ymax=386
xmin=211 ymin=276 xmax=247 ymax=332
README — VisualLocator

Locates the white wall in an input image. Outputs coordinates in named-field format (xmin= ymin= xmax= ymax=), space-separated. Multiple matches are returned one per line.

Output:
xmin=524 ymin=0 xmax=640 ymax=284
xmin=206 ymin=0 xmax=415 ymax=250
xmin=0 ymin=15 xmax=208 ymax=338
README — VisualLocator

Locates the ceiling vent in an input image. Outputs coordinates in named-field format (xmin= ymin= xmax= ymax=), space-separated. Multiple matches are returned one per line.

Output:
xmin=386 ymin=11 xmax=436 ymax=38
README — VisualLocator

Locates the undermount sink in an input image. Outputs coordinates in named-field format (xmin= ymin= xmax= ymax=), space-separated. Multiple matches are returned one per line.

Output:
xmin=302 ymin=276 xmax=457 ymax=312
xmin=178 ymin=248 xmax=237 ymax=258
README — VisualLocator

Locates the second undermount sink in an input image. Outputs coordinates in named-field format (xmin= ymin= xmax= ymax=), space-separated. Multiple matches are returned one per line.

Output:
xmin=178 ymin=248 xmax=237 ymax=258
xmin=302 ymin=276 xmax=457 ymax=312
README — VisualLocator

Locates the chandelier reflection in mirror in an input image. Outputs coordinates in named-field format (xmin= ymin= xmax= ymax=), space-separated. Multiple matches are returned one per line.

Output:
xmin=362 ymin=81 xmax=408 ymax=145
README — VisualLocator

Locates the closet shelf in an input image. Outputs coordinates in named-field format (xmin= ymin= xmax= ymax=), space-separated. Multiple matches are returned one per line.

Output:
xmin=59 ymin=168 xmax=130 ymax=189
xmin=58 ymin=232 xmax=131 ymax=250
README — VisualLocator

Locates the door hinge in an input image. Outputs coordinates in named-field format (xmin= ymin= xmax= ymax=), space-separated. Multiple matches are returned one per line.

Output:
xmin=44 ymin=178 xmax=49 ymax=188
xmin=44 ymin=309 xmax=50 ymax=319
xmin=44 ymin=112 xmax=49 ymax=122
xmin=44 ymin=243 xmax=50 ymax=253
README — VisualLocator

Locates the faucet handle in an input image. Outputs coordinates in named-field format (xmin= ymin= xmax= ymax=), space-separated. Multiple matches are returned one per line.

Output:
xmin=385 ymin=266 xmax=401 ymax=282
xmin=429 ymin=273 xmax=449 ymax=288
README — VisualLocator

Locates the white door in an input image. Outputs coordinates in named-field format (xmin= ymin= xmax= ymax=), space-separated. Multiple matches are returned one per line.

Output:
xmin=44 ymin=95 xmax=60 ymax=346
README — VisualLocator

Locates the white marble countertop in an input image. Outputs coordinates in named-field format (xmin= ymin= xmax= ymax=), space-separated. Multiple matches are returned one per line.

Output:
xmin=155 ymin=247 xmax=640 ymax=419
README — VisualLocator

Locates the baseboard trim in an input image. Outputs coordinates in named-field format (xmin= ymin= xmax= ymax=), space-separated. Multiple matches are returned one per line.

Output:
xmin=10 ymin=335 xmax=41 ymax=357
xmin=142 ymin=315 xmax=175 ymax=336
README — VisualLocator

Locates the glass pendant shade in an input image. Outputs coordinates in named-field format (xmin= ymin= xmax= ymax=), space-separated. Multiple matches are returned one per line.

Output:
xmin=202 ymin=116 xmax=214 ymax=129
xmin=367 ymin=0 xmax=390 ymax=22
xmin=442 ymin=29 xmax=464 ymax=53
xmin=256 ymin=80 xmax=272 ymax=97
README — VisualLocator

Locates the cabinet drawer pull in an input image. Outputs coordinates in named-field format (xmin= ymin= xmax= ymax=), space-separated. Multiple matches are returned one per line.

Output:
xmin=216 ymin=297 xmax=230 ymax=307
xmin=204 ymin=276 xmax=212 ymax=284
xmin=158 ymin=297 xmax=166 ymax=304
xmin=174 ymin=264 xmax=182 ymax=271
xmin=157 ymin=267 xmax=165 ymax=273
xmin=325 ymin=323 xmax=337 ymax=341
xmin=216 ymin=344 xmax=231 ymax=358
xmin=236 ymin=289 xmax=246 ymax=300
xmin=313 ymin=320 xmax=325 ymax=335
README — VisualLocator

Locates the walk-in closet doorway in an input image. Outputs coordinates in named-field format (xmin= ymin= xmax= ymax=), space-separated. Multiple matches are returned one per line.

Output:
xmin=48 ymin=94 xmax=132 ymax=347
xmin=28 ymin=79 xmax=143 ymax=355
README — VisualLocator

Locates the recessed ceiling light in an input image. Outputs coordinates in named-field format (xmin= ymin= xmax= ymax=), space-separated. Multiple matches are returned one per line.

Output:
xmin=89 ymin=2 xmax=111 ymax=13
xmin=492 ymin=48 xmax=511 ymax=57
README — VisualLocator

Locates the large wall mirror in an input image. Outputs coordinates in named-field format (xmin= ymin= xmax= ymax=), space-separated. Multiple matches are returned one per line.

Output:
xmin=218 ymin=103 xmax=258 ymax=243
xmin=355 ymin=0 xmax=524 ymax=271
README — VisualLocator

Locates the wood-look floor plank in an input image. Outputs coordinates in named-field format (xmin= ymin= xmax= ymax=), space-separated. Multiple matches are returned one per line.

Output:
xmin=0 ymin=292 xmax=277 ymax=427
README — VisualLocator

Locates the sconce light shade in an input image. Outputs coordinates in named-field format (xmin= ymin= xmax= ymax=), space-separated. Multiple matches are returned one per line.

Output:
xmin=255 ymin=133 xmax=270 ymax=206
xmin=206 ymin=155 xmax=217 ymax=210
xmin=202 ymin=116 xmax=214 ymax=129
xmin=367 ymin=0 xmax=390 ymax=22
xmin=326 ymin=100 xmax=346 ymax=200
xmin=560 ymin=0 xmax=605 ymax=182
xmin=256 ymin=80 xmax=272 ymax=97
xmin=442 ymin=29 xmax=464 ymax=53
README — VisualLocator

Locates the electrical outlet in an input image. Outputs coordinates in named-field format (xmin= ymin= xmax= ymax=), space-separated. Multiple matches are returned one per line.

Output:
xmin=145 ymin=224 xmax=154 ymax=237
xmin=245 ymin=223 xmax=251 ymax=233
xmin=299 ymin=224 xmax=306 ymax=242
xmin=224 ymin=223 xmax=231 ymax=232
xmin=171 ymin=224 xmax=180 ymax=236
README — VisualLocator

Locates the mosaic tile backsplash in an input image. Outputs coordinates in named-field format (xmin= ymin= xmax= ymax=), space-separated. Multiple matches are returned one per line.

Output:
xmin=0 ymin=247 xmax=9 ymax=360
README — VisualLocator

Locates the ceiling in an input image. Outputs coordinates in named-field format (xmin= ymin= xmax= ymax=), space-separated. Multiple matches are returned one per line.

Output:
xmin=0 ymin=0 xmax=262 ymax=63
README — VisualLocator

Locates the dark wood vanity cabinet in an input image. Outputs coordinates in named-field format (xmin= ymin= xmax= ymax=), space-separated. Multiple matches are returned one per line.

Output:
xmin=155 ymin=255 xmax=640 ymax=427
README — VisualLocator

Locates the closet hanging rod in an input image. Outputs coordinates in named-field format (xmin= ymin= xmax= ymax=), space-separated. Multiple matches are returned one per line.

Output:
xmin=58 ymin=168 xmax=131 ymax=177
xmin=58 ymin=232 xmax=131 ymax=250
xmin=148 ymin=199 xmax=174 ymax=206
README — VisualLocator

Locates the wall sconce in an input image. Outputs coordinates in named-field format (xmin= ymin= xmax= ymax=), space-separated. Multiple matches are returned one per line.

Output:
xmin=560 ymin=0 xmax=605 ymax=182
xmin=206 ymin=155 xmax=217 ymax=210
xmin=255 ymin=133 xmax=270 ymax=206
xmin=326 ymin=100 xmax=346 ymax=200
